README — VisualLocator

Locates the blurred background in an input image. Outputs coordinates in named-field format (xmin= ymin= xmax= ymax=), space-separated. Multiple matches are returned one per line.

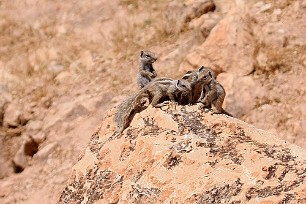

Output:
xmin=0 ymin=0 xmax=306 ymax=203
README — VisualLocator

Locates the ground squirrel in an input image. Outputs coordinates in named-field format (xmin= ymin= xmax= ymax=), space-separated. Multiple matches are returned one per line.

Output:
xmin=179 ymin=67 xmax=215 ymax=104
xmin=196 ymin=66 xmax=227 ymax=115
xmin=137 ymin=51 xmax=157 ymax=89
xmin=151 ymin=77 xmax=193 ymax=104
xmin=115 ymin=78 xmax=192 ymax=133
xmin=180 ymin=66 xmax=231 ymax=116
xmin=180 ymin=70 xmax=200 ymax=104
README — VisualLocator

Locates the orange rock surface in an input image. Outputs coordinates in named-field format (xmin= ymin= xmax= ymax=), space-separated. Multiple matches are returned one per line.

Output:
xmin=60 ymin=104 xmax=306 ymax=203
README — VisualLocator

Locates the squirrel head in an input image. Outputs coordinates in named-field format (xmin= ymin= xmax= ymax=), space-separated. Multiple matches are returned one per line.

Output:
xmin=176 ymin=80 xmax=191 ymax=91
xmin=140 ymin=51 xmax=157 ymax=63
xmin=198 ymin=66 xmax=216 ymax=79
xmin=182 ymin=71 xmax=193 ymax=79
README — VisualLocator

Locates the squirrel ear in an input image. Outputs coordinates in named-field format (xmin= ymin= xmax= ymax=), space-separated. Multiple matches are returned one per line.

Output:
xmin=140 ymin=51 xmax=144 ymax=57
xmin=175 ymin=80 xmax=180 ymax=88
xmin=209 ymin=71 xmax=212 ymax=78
xmin=182 ymin=71 xmax=192 ymax=79
xmin=199 ymin=66 xmax=205 ymax=72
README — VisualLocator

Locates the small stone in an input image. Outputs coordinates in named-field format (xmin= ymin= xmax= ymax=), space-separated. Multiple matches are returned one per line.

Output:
xmin=27 ymin=120 xmax=42 ymax=132
xmin=30 ymin=132 xmax=46 ymax=144
xmin=0 ymin=181 xmax=13 ymax=197
xmin=48 ymin=61 xmax=64 ymax=75
xmin=3 ymin=102 xmax=22 ymax=127
xmin=34 ymin=142 xmax=58 ymax=161
xmin=273 ymin=9 xmax=282 ymax=15
xmin=256 ymin=51 xmax=268 ymax=67
xmin=259 ymin=3 xmax=272 ymax=13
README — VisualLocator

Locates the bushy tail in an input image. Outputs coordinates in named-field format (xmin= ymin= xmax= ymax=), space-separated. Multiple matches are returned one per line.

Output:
xmin=114 ymin=93 xmax=148 ymax=135
xmin=115 ymin=94 xmax=136 ymax=133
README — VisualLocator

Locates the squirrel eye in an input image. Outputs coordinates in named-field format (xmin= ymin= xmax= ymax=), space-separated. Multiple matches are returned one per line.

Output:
xmin=203 ymin=76 xmax=207 ymax=79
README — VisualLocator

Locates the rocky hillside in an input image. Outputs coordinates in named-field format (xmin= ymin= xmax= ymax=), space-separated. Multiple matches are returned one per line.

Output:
xmin=0 ymin=0 xmax=306 ymax=203
xmin=59 ymin=104 xmax=306 ymax=203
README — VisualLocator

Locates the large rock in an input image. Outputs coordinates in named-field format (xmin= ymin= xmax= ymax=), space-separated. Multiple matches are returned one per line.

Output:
xmin=188 ymin=12 xmax=222 ymax=38
xmin=217 ymin=73 xmax=266 ymax=118
xmin=165 ymin=0 xmax=215 ymax=34
xmin=182 ymin=12 xmax=256 ymax=76
xmin=59 ymin=104 xmax=306 ymax=203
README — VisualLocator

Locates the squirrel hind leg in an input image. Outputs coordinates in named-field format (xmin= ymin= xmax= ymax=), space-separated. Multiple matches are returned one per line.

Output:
xmin=211 ymin=103 xmax=223 ymax=114
xmin=211 ymin=93 xmax=224 ymax=114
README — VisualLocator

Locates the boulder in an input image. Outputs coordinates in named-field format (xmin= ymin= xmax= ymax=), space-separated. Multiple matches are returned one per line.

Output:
xmin=217 ymin=73 xmax=266 ymax=118
xmin=188 ymin=12 xmax=222 ymax=38
xmin=165 ymin=0 xmax=215 ymax=34
xmin=182 ymin=13 xmax=256 ymax=76
xmin=59 ymin=104 xmax=306 ymax=203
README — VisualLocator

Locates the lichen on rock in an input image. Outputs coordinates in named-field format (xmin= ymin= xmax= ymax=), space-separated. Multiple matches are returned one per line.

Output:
xmin=59 ymin=103 xmax=306 ymax=203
